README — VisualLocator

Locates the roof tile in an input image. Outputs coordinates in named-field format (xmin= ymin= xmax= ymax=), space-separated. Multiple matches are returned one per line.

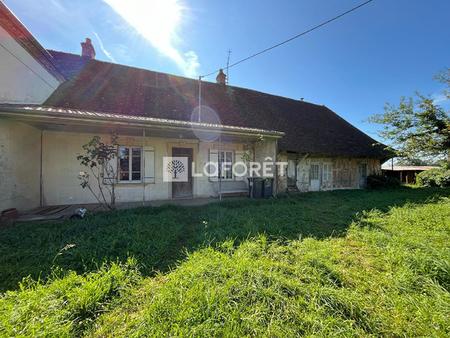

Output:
xmin=45 ymin=51 xmax=389 ymax=158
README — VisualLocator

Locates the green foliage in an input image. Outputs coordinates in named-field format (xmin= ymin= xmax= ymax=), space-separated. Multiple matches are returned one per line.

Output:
xmin=76 ymin=133 xmax=118 ymax=209
xmin=396 ymin=158 xmax=431 ymax=166
xmin=366 ymin=174 xmax=401 ymax=189
xmin=434 ymin=68 xmax=450 ymax=100
xmin=0 ymin=260 xmax=140 ymax=337
xmin=416 ymin=167 xmax=450 ymax=187
xmin=370 ymin=69 xmax=450 ymax=161
xmin=370 ymin=95 xmax=449 ymax=161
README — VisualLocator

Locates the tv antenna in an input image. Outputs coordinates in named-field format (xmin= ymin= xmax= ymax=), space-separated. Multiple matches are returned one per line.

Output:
xmin=225 ymin=49 xmax=231 ymax=84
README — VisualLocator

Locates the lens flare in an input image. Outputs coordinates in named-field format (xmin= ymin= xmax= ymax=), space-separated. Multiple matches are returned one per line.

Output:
xmin=190 ymin=106 xmax=222 ymax=142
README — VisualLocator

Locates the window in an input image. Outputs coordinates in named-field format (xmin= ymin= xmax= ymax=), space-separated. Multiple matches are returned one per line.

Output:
xmin=118 ymin=146 xmax=142 ymax=182
xmin=218 ymin=150 xmax=233 ymax=180
xmin=359 ymin=163 xmax=367 ymax=178
xmin=323 ymin=163 xmax=332 ymax=182
xmin=310 ymin=164 xmax=320 ymax=180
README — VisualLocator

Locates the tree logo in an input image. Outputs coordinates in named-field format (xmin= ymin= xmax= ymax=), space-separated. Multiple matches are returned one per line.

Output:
xmin=163 ymin=157 xmax=188 ymax=182
xmin=167 ymin=159 xmax=185 ymax=178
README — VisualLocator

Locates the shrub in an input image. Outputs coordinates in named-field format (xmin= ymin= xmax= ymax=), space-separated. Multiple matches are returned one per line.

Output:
xmin=366 ymin=174 xmax=401 ymax=189
xmin=416 ymin=167 xmax=450 ymax=187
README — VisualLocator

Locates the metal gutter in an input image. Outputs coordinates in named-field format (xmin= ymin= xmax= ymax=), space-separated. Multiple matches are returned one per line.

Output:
xmin=0 ymin=105 xmax=285 ymax=138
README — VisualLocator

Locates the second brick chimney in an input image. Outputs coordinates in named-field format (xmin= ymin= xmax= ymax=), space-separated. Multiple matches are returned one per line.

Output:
xmin=81 ymin=38 xmax=95 ymax=59
xmin=216 ymin=69 xmax=226 ymax=85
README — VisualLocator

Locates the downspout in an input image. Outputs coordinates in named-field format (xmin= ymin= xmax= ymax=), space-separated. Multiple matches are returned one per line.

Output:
xmin=218 ymin=134 xmax=222 ymax=201
xmin=39 ymin=130 xmax=43 ymax=207
xmin=274 ymin=138 xmax=278 ymax=196
xmin=142 ymin=128 xmax=145 ymax=206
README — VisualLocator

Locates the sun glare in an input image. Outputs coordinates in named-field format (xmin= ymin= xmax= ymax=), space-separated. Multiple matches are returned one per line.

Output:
xmin=104 ymin=0 xmax=198 ymax=76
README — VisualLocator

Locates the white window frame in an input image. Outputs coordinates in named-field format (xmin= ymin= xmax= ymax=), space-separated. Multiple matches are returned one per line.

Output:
xmin=310 ymin=163 xmax=320 ymax=181
xmin=218 ymin=150 xmax=234 ymax=180
xmin=118 ymin=146 xmax=142 ymax=183
xmin=322 ymin=163 xmax=332 ymax=182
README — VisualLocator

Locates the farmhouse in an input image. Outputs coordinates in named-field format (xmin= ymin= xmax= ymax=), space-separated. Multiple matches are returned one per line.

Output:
xmin=0 ymin=2 xmax=389 ymax=211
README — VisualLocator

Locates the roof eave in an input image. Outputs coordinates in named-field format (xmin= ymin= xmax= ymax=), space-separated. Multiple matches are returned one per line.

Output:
xmin=0 ymin=105 xmax=285 ymax=139
xmin=279 ymin=147 xmax=392 ymax=160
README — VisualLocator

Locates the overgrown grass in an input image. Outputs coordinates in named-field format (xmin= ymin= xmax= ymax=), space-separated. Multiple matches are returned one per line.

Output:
xmin=91 ymin=197 xmax=450 ymax=336
xmin=0 ymin=188 xmax=449 ymax=336
xmin=0 ymin=260 xmax=140 ymax=337
xmin=0 ymin=187 xmax=448 ymax=292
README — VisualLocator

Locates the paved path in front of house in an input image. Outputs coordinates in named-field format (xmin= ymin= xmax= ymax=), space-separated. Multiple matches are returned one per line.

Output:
xmin=13 ymin=196 xmax=248 ymax=223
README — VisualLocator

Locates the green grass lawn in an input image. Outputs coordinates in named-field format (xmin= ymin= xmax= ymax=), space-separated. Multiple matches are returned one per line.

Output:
xmin=1 ymin=187 xmax=449 ymax=336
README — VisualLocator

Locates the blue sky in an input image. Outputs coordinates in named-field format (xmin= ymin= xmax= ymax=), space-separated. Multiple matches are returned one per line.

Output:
xmin=5 ymin=0 xmax=449 ymax=140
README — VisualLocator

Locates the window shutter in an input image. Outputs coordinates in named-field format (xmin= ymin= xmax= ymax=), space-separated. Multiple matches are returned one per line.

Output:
xmin=208 ymin=149 xmax=218 ymax=182
xmin=234 ymin=150 xmax=247 ymax=181
xmin=143 ymin=146 xmax=155 ymax=183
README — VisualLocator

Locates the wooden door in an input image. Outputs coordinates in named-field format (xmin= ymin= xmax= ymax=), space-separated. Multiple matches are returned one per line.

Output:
xmin=358 ymin=163 xmax=367 ymax=188
xmin=172 ymin=147 xmax=193 ymax=198
xmin=287 ymin=159 xmax=297 ymax=187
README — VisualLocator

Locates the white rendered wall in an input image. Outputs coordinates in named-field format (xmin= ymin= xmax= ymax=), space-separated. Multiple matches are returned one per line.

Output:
xmin=41 ymin=131 xmax=254 ymax=206
xmin=0 ymin=25 xmax=60 ymax=104
xmin=0 ymin=119 xmax=41 ymax=211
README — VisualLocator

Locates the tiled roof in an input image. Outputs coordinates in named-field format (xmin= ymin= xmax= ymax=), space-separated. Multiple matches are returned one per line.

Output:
xmin=48 ymin=50 xmax=90 ymax=79
xmin=44 ymin=51 xmax=390 ymax=159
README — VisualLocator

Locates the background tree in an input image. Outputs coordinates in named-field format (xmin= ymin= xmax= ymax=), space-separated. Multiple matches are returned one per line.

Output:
xmin=77 ymin=133 xmax=118 ymax=210
xmin=370 ymin=69 xmax=450 ymax=163
xmin=434 ymin=68 xmax=450 ymax=99
xmin=396 ymin=158 xmax=429 ymax=166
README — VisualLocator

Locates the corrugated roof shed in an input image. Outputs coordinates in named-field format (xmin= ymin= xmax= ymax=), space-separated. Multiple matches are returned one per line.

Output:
xmin=381 ymin=165 xmax=439 ymax=171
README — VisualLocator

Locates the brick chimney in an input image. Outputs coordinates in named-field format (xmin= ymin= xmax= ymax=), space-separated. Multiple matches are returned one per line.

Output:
xmin=81 ymin=38 xmax=95 ymax=59
xmin=216 ymin=69 xmax=226 ymax=85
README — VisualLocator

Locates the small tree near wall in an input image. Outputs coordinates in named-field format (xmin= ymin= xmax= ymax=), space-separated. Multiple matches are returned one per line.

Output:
xmin=77 ymin=133 xmax=118 ymax=210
